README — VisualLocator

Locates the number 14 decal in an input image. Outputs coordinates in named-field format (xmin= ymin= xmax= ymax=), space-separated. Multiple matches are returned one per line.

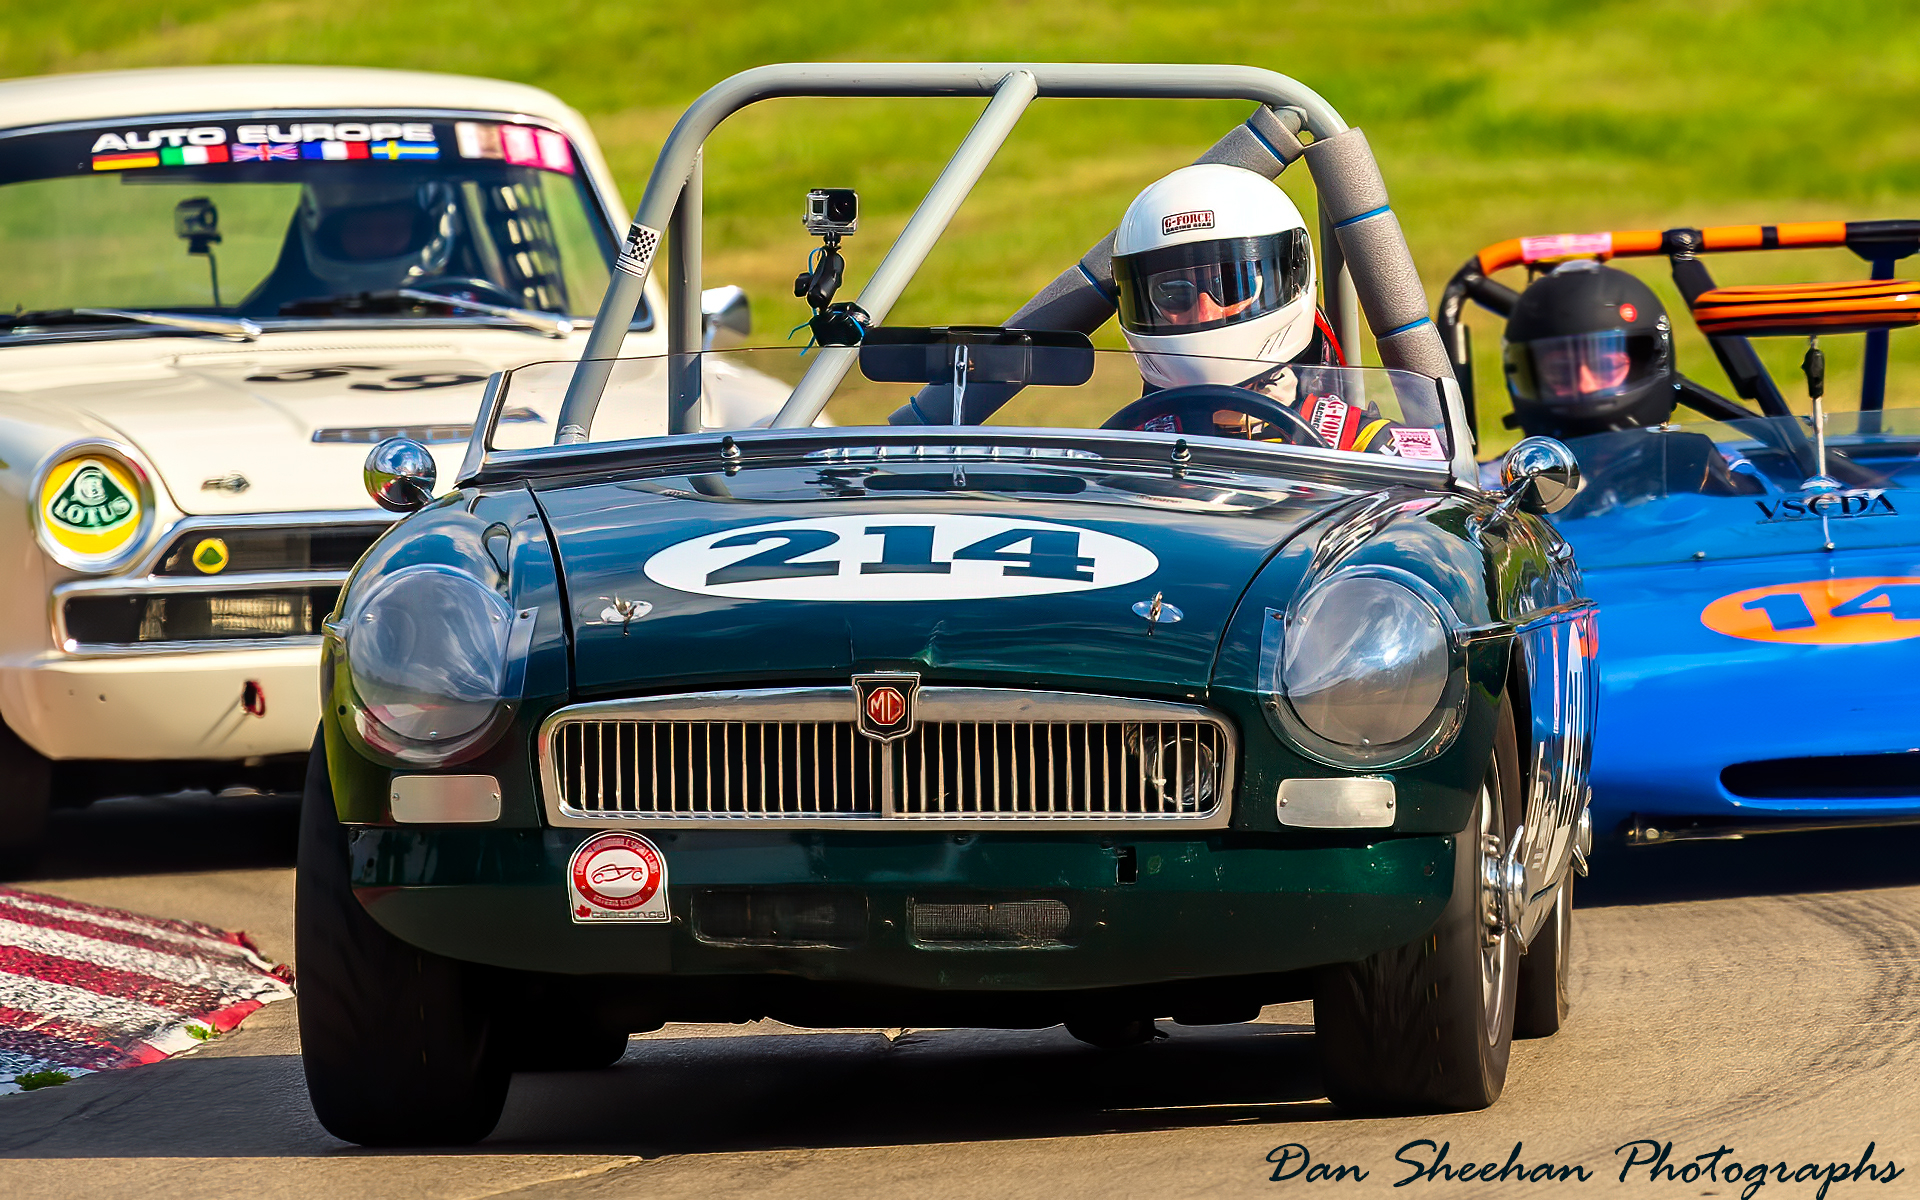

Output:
xmin=1701 ymin=576 xmax=1920 ymax=645
xmin=1744 ymin=584 xmax=1920 ymax=630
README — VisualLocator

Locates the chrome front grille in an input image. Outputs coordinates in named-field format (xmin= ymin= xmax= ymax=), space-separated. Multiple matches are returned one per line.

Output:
xmin=52 ymin=512 xmax=394 ymax=653
xmin=541 ymin=688 xmax=1235 ymax=828
xmin=555 ymin=718 xmax=881 ymax=816
xmin=895 ymin=719 xmax=1226 ymax=816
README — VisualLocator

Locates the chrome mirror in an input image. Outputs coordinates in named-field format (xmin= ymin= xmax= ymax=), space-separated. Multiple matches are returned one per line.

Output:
xmin=700 ymin=285 xmax=752 ymax=350
xmin=365 ymin=437 xmax=437 ymax=513
xmin=1500 ymin=436 xmax=1581 ymax=514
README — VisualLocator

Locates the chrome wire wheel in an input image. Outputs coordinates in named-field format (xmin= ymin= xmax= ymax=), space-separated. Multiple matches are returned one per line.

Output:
xmin=1475 ymin=775 xmax=1515 ymax=1047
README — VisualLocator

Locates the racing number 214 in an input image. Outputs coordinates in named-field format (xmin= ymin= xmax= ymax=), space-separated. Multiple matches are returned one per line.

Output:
xmin=705 ymin=524 xmax=1096 ymax=586
xmin=1743 ymin=583 xmax=1920 ymax=631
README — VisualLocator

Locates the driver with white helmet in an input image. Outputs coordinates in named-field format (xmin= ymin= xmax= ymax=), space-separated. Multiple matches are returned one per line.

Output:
xmin=1111 ymin=164 xmax=1440 ymax=457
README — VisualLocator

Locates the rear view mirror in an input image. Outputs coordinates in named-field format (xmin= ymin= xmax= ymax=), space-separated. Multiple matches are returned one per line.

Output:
xmin=859 ymin=326 xmax=1095 ymax=388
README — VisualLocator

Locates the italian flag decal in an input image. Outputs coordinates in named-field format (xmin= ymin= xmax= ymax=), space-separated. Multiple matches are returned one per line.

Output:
xmin=159 ymin=145 xmax=230 ymax=166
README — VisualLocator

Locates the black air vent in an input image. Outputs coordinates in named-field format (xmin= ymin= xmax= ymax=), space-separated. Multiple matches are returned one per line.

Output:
xmin=1722 ymin=753 xmax=1920 ymax=800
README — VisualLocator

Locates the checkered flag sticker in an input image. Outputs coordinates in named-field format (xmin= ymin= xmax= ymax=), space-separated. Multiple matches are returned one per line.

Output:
xmin=616 ymin=223 xmax=661 ymax=279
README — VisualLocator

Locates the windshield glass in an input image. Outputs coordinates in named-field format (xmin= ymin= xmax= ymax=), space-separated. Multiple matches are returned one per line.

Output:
xmin=1554 ymin=410 xmax=1920 ymax=520
xmin=0 ymin=113 xmax=622 ymax=332
xmin=487 ymin=347 xmax=1453 ymax=466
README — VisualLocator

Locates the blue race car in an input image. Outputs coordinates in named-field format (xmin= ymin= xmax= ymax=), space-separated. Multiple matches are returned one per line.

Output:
xmin=1440 ymin=219 xmax=1920 ymax=846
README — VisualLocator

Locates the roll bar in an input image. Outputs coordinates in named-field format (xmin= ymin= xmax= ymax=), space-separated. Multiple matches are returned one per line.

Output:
xmin=554 ymin=62 xmax=1455 ymax=444
xmin=1438 ymin=218 xmax=1920 ymax=439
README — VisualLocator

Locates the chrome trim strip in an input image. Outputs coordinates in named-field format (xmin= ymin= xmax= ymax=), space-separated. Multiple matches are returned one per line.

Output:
xmin=537 ymin=686 xmax=1236 ymax=830
xmin=58 ymin=636 xmax=324 ymax=658
xmin=58 ymin=570 xmax=348 ymax=598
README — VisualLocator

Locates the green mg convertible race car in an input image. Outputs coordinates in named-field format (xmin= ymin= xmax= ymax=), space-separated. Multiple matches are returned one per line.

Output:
xmin=298 ymin=63 xmax=1598 ymax=1145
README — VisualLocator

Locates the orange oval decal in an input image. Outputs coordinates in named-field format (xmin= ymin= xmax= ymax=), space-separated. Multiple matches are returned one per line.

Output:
xmin=1701 ymin=576 xmax=1920 ymax=644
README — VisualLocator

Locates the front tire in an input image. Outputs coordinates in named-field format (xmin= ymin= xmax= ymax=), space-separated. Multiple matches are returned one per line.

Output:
xmin=1313 ymin=698 xmax=1524 ymax=1113
xmin=296 ymin=736 xmax=510 ymax=1146
xmin=0 ymin=722 xmax=52 ymax=864
xmin=1514 ymin=874 xmax=1573 ymax=1038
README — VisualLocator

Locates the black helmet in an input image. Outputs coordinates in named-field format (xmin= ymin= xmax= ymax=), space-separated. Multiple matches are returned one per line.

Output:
xmin=1503 ymin=260 xmax=1674 ymax=439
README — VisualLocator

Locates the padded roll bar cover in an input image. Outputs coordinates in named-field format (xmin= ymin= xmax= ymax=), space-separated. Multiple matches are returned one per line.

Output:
xmin=888 ymin=105 xmax=1310 ymax=423
xmin=1015 ymin=103 xmax=1300 ymax=324
xmin=1197 ymin=108 xmax=1305 ymax=174
xmin=1300 ymin=127 xmax=1388 ymax=223
xmin=1333 ymin=211 xmax=1432 ymax=334
xmin=1375 ymin=322 xmax=1456 ymax=380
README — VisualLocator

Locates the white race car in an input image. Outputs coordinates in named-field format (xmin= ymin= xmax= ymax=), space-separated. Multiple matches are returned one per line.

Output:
xmin=0 ymin=65 xmax=779 ymax=851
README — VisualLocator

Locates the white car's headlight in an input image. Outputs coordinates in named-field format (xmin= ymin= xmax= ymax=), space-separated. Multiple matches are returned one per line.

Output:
xmin=338 ymin=565 xmax=527 ymax=763
xmin=1262 ymin=568 xmax=1466 ymax=768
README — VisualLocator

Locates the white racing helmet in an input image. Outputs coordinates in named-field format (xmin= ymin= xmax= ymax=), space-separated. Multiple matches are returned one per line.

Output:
xmin=1112 ymin=164 xmax=1317 ymax=389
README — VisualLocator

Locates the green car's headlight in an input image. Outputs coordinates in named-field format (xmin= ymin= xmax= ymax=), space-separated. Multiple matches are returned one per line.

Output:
xmin=1262 ymin=568 xmax=1467 ymax=769
xmin=337 ymin=565 xmax=528 ymax=764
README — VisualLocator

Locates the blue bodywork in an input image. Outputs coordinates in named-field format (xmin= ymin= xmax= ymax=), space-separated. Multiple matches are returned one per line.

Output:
xmin=1548 ymin=411 xmax=1920 ymax=839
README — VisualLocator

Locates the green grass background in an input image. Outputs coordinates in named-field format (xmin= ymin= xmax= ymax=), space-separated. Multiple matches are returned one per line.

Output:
xmin=7 ymin=0 xmax=1920 ymax=453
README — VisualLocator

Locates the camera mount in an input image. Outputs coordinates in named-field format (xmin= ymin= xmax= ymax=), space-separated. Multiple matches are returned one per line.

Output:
xmin=794 ymin=190 xmax=868 ymax=346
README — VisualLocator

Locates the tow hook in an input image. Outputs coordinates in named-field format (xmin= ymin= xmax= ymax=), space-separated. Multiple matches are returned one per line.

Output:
xmin=242 ymin=680 xmax=267 ymax=718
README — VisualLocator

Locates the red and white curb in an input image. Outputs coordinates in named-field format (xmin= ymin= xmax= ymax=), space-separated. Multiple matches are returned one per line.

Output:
xmin=0 ymin=886 xmax=293 ymax=1093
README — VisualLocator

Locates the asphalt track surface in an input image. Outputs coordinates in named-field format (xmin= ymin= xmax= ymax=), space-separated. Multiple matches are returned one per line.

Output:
xmin=1 ymin=793 xmax=1917 ymax=1199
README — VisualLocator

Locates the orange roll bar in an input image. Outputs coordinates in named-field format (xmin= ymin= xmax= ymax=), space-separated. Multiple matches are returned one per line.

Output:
xmin=1474 ymin=222 xmax=1853 ymax=275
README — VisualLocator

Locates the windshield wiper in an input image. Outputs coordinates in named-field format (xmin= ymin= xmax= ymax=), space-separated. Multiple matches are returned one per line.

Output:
xmin=3 ymin=308 xmax=259 ymax=340
xmin=279 ymin=289 xmax=572 ymax=339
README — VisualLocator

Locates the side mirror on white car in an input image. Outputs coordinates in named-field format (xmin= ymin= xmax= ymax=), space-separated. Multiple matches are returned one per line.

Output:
xmin=701 ymin=285 xmax=752 ymax=350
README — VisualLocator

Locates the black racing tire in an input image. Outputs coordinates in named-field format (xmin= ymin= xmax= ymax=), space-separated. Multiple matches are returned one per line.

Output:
xmin=1065 ymin=1016 xmax=1158 ymax=1048
xmin=1513 ymin=874 xmax=1573 ymax=1039
xmin=296 ymin=735 xmax=510 ymax=1146
xmin=0 ymin=721 xmax=52 ymax=865
xmin=1313 ymin=697 xmax=1524 ymax=1114
xmin=512 ymin=1027 xmax=631 ymax=1072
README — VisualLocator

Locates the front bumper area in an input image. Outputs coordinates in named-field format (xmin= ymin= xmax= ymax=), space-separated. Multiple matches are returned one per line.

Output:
xmin=351 ymin=827 xmax=1453 ymax=991
xmin=0 ymin=645 xmax=321 ymax=760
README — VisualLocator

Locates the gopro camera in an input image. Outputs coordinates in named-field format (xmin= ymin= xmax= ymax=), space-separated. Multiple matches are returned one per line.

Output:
xmin=803 ymin=188 xmax=859 ymax=236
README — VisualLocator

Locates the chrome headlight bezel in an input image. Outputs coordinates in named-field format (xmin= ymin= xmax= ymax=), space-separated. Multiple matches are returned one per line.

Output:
xmin=1259 ymin=565 xmax=1470 ymax=770
xmin=326 ymin=563 xmax=536 ymax=768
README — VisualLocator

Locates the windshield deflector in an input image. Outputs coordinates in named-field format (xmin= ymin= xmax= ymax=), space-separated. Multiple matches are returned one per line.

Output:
xmin=476 ymin=348 xmax=1453 ymax=481
xmin=0 ymin=112 xmax=633 ymax=338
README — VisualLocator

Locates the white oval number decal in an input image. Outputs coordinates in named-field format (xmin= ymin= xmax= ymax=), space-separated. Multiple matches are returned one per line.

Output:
xmin=644 ymin=513 xmax=1159 ymax=601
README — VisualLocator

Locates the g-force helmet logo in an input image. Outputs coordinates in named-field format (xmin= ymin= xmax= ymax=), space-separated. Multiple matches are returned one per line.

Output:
xmin=1162 ymin=209 xmax=1215 ymax=236
xmin=38 ymin=455 xmax=144 ymax=563
xmin=47 ymin=462 xmax=134 ymax=532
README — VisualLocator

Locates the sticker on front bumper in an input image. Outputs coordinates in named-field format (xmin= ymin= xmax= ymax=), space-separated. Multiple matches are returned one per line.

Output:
xmin=568 ymin=832 xmax=669 ymax=923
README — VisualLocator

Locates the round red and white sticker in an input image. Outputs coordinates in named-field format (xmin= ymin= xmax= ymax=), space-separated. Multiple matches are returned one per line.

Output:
xmin=568 ymin=832 xmax=669 ymax=923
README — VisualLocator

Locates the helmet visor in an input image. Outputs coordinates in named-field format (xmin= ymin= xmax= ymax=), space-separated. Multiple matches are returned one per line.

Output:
xmin=1505 ymin=330 xmax=1664 ymax=403
xmin=1115 ymin=232 xmax=1308 ymax=336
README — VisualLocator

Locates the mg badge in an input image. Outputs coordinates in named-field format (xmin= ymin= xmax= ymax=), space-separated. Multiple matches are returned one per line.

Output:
xmin=854 ymin=672 xmax=920 ymax=742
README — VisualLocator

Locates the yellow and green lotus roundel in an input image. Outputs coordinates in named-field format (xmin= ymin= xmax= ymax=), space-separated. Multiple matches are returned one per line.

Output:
xmin=39 ymin=455 xmax=143 ymax=562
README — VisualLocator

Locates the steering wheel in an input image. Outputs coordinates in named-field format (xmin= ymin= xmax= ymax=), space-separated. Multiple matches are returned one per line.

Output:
xmin=1101 ymin=383 xmax=1331 ymax=448
xmin=407 ymin=276 xmax=526 ymax=309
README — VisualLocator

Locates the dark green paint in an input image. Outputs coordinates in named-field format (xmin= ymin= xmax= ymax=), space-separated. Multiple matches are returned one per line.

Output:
xmin=352 ymin=826 xmax=1453 ymax=986
xmin=324 ymin=447 xmax=1581 ymax=992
